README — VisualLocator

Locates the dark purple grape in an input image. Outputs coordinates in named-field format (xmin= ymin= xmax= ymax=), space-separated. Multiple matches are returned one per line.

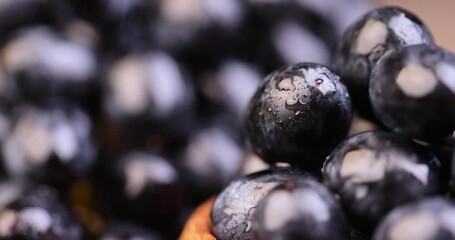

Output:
xmin=370 ymin=44 xmax=455 ymax=144
xmin=245 ymin=63 xmax=352 ymax=172
xmin=94 ymin=151 xmax=184 ymax=239
xmin=237 ymin=1 xmax=336 ymax=73
xmin=0 ymin=100 xmax=96 ymax=188
xmin=211 ymin=167 xmax=314 ymax=240
xmin=0 ymin=26 xmax=98 ymax=104
xmin=251 ymin=179 xmax=349 ymax=240
xmin=373 ymin=198 xmax=455 ymax=240
xmin=100 ymin=50 xmax=195 ymax=151
xmin=0 ymin=186 xmax=82 ymax=240
xmin=322 ymin=131 xmax=440 ymax=232
xmin=151 ymin=0 xmax=246 ymax=71
xmin=0 ymin=180 xmax=26 ymax=210
xmin=333 ymin=6 xmax=433 ymax=121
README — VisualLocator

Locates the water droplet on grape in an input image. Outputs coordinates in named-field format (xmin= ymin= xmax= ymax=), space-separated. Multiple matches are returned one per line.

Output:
xmin=278 ymin=78 xmax=296 ymax=92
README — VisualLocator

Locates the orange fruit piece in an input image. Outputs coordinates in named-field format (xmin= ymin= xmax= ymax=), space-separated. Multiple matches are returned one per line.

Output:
xmin=179 ymin=196 xmax=217 ymax=240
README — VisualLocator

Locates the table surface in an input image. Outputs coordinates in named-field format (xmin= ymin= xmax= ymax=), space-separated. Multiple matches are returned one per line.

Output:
xmin=378 ymin=0 xmax=455 ymax=52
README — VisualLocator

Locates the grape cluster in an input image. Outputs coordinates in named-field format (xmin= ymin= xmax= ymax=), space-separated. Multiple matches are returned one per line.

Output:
xmin=211 ymin=4 xmax=455 ymax=240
